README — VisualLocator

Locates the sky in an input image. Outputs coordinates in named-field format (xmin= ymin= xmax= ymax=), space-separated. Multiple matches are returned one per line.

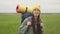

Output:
xmin=0 ymin=0 xmax=60 ymax=13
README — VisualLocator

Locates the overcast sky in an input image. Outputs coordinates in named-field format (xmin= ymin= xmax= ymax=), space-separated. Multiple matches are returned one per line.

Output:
xmin=0 ymin=0 xmax=60 ymax=13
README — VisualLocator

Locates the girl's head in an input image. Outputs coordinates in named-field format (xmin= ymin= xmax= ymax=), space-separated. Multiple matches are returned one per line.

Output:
xmin=33 ymin=8 xmax=40 ymax=17
xmin=32 ymin=5 xmax=41 ymax=17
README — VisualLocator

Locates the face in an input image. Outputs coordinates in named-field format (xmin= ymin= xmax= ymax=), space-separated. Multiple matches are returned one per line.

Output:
xmin=33 ymin=9 xmax=40 ymax=17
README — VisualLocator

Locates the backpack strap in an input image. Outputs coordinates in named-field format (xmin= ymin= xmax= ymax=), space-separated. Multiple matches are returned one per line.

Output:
xmin=24 ymin=16 xmax=32 ymax=34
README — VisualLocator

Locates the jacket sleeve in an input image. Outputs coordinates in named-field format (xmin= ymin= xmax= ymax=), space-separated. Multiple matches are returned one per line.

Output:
xmin=40 ymin=19 xmax=44 ymax=32
xmin=18 ymin=18 xmax=29 ymax=34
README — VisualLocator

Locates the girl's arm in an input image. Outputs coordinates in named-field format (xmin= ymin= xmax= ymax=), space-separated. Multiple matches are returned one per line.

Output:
xmin=18 ymin=17 xmax=31 ymax=34
xmin=40 ymin=19 xmax=44 ymax=28
xmin=18 ymin=18 xmax=29 ymax=34
xmin=40 ymin=20 xmax=44 ymax=32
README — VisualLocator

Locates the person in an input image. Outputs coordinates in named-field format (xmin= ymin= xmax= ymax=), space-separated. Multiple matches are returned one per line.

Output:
xmin=18 ymin=5 xmax=44 ymax=34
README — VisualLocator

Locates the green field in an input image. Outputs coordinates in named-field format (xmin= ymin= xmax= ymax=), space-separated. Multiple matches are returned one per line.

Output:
xmin=0 ymin=14 xmax=60 ymax=34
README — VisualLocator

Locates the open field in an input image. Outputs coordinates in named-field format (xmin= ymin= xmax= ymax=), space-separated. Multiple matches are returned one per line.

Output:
xmin=0 ymin=13 xmax=60 ymax=34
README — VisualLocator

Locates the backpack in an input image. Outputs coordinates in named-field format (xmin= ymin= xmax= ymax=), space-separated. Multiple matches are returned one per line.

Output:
xmin=21 ymin=12 xmax=32 ymax=23
xmin=21 ymin=7 xmax=32 ymax=23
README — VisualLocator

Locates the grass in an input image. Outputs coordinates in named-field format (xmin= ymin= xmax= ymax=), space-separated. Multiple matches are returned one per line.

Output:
xmin=0 ymin=13 xmax=60 ymax=34
xmin=0 ymin=14 xmax=21 ymax=34
xmin=41 ymin=14 xmax=60 ymax=34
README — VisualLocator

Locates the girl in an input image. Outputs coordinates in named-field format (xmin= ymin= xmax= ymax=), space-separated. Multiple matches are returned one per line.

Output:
xmin=18 ymin=5 xmax=44 ymax=34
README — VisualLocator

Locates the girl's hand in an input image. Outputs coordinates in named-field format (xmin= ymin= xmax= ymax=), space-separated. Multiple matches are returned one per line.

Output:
xmin=27 ymin=21 xmax=31 ymax=26
xmin=40 ymin=23 xmax=44 ymax=28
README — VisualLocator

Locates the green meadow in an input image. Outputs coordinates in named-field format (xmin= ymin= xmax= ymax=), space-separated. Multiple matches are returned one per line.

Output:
xmin=0 ymin=14 xmax=60 ymax=34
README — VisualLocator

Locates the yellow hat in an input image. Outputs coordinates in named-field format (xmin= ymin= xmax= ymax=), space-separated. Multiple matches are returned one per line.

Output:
xmin=32 ymin=4 xmax=40 ymax=11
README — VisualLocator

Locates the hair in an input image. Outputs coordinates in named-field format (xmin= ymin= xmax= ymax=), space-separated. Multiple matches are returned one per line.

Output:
xmin=31 ymin=10 xmax=42 ymax=34
xmin=33 ymin=8 xmax=40 ymax=12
